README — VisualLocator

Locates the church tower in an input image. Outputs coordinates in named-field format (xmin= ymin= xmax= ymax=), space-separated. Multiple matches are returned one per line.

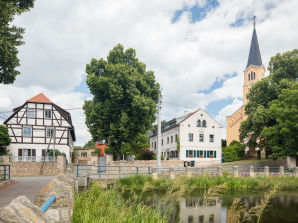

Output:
xmin=243 ymin=19 xmax=265 ymax=105
xmin=226 ymin=17 xmax=265 ymax=146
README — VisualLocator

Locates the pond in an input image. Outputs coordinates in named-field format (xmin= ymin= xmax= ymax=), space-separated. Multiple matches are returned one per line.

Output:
xmin=142 ymin=191 xmax=298 ymax=223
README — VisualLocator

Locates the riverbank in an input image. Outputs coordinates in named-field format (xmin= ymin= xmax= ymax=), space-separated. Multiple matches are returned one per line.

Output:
xmin=73 ymin=175 xmax=298 ymax=223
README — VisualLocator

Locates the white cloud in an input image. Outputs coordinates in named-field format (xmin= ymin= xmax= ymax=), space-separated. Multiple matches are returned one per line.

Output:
xmin=1 ymin=0 xmax=297 ymax=144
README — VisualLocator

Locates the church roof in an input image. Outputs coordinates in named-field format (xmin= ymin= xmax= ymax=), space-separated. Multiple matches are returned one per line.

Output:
xmin=246 ymin=27 xmax=262 ymax=68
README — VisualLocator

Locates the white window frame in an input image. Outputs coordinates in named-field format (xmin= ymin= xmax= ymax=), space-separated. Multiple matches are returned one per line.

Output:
xmin=209 ymin=134 xmax=214 ymax=142
xmin=27 ymin=108 xmax=36 ymax=118
xmin=44 ymin=109 xmax=52 ymax=119
xmin=199 ymin=134 xmax=204 ymax=142
xmin=46 ymin=127 xmax=55 ymax=138
xmin=188 ymin=133 xmax=193 ymax=142
xmin=23 ymin=126 xmax=32 ymax=137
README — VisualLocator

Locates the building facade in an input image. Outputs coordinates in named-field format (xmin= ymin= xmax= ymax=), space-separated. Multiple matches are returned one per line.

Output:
xmin=226 ymin=22 xmax=265 ymax=147
xmin=149 ymin=109 xmax=222 ymax=165
xmin=4 ymin=93 xmax=76 ymax=162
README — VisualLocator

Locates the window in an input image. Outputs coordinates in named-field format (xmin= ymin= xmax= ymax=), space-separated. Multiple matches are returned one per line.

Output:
xmin=186 ymin=150 xmax=189 ymax=158
xmin=197 ymin=120 xmax=201 ymax=127
xmin=199 ymin=150 xmax=203 ymax=158
xmin=167 ymin=137 xmax=169 ymax=144
xmin=46 ymin=127 xmax=54 ymax=138
xmin=214 ymin=151 xmax=217 ymax=158
xmin=248 ymin=72 xmax=251 ymax=81
xmin=188 ymin=133 xmax=193 ymax=141
xmin=151 ymin=142 xmax=153 ymax=148
xmin=207 ymin=151 xmax=210 ymax=158
xmin=175 ymin=134 xmax=177 ymax=142
xmin=199 ymin=134 xmax=204 ymax=142
xmin=210 ymin=151 xmax=214 ymax=158
xmin=189 ymin=150 xmax=193 ymax=158
xmin=154 ymin=142 xmax=156 ymax=150
xmin=44 ymin=109 xmax=52 ymax=119
xmin=81 ymin=152 xmax=87 ymax=157
xmin=204 ymin=150 xmax=206 ymax=158
xmin=202 ymin=120 xmax=206 ymax=127
xmin=209 ymin=134 xmax=214 ymax=142
xmin=161 ymin=139 xmax=163 ymax=146
xmin=27 ymin=108 xmax=36 ymax=118
xmin=23 ymin=126 xmax=32 ymax=137
xmin=171 ymin=136 xmax=173 ymax=143
xmin=194 ymin=150 xmax=196 ymax=157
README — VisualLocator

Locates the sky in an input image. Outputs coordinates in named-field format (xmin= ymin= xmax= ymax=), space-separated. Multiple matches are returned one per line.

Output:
xmin=0 ymin=0 xmax=298 ymax=146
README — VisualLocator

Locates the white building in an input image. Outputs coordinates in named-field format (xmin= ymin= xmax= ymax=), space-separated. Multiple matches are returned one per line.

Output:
xmin=4 ymin=93 xmax=75 ymax=162
xmin=149 ymin=109 xmax=222 ymax=165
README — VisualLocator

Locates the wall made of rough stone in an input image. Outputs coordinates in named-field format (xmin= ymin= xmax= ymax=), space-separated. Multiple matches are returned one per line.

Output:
xmin=109 ymin=160 xmax=185 ymax=168
xmin=1 ymin=155 xmax=66 ymax=176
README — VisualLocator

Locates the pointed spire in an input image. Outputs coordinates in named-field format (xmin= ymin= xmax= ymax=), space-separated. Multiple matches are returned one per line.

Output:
xmin=246 ymin=17 xmax=262 ymax=68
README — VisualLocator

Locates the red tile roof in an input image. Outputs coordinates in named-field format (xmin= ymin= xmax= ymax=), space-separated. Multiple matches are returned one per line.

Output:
xmin=27 ymin=93 xmax=52 ymax=103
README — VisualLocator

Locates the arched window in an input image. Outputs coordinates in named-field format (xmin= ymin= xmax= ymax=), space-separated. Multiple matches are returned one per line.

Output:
xmin=197 ymin=120 xmax=201 ymax=127
xmin=254 ymin=72 xmax=256 ymax=80
xmin=202 ymin=120 xmax=206 ymax=127
xmin=248 ymin=73 xmax=251 ymax=81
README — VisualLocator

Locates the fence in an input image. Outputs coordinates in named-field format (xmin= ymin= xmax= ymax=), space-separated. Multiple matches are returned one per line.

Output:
xmin=9 ymin=156 xmax=56 ymax=162
xmin=75 ymin=165 xmax=298 ymax=179
xmin=0 ymin=164 xmax=10 ymax=180
xmin=76 ymin=165 xmax=152 ymax=179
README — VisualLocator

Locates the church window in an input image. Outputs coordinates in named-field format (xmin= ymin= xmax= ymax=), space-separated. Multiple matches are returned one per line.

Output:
xmin=248 ymin=73 xmax=250 ymax=81
xmin=197 ymin=120 xmax=201 ymax=127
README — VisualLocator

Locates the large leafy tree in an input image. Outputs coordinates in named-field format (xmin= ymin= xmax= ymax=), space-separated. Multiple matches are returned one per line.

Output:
xmin=261 ymin=82 xmax=298 ymax=159
xmin=0 ymin=0 xmax=34 ymax=84
xmin=83 ymin=44 xmax=159 ymax=157
xmin=0 ymin=125 xmax=11 ymax=155
xmin=240 ymin=49 xmax=298 ymax=155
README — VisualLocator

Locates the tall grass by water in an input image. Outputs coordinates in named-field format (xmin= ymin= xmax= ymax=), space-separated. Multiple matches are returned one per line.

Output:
xmin=72 ymin=183 xmax=168 ymax=223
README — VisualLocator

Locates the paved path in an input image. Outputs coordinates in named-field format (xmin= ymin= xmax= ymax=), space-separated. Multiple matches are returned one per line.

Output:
xmin=0 ymin=176 xmax=55 ymax=208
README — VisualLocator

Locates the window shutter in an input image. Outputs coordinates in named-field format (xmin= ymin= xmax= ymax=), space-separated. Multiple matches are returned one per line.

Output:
xmin=197 ymin=150 xmax=200 ymax=157
xmin=18 ymin=149 xmax=22 ymax=156
xmin=207 ymin=151 xmax=210 ymax=158
xmin=194 ymin=150 xmax=196 ymax=157
xmin=204 ymin=151 xmax=206 ymax=158
xmin=186 ymin=150 xmax=189 ymax=158
xmin=214 ymin=151 xmax=217 ymax=158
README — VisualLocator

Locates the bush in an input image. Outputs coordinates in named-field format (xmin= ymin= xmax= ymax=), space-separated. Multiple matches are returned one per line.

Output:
xmin=139 ymin=150 xmax=155 ymax=160
xmin=223 ymin=140 xmax=245 ymax=162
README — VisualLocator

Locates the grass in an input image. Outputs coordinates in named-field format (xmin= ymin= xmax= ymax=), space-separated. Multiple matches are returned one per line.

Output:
xmin=116 ymin=175 xmax=298 ymax=194
xmin=72 ymin=183 xmax=168 ymax=223
xmin=73 ymin=175 xmax=298 ymax=223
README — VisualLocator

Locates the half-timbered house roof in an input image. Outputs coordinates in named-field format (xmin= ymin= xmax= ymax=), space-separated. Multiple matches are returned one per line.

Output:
xmin=27 ymin=93 xmax=52 ymax=103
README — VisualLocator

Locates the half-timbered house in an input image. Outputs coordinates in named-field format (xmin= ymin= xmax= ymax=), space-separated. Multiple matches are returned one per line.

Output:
xmin=3 ymin=93 xmax=76 ymax=163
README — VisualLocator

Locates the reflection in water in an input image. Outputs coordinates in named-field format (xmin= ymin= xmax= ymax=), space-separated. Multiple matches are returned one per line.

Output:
xmin=143 ymin=191 xmax=298 ymax=223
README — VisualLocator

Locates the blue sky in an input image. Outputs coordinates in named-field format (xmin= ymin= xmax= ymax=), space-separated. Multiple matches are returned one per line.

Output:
xmin=1 ymin=0 xmax=298 ymax=145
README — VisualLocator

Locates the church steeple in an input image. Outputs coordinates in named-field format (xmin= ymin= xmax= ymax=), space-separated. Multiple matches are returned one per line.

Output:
xmin=246 ymin=17 xmax=262 ymax=68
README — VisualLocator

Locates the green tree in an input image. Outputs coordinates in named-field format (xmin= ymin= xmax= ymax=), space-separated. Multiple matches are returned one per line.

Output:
xmin=83 ymin=44 xmax=159 ymax=157
xmin=240 ymin=49 xmax=298 ymax=151
xmin=261 ymin=82 xmax=298 ymax=159
xmin=83 ymin=140 xmax=95 ymax=148
xmin=121 ymin=133 xmax=149 ymax=156
xmin=0 ymin=125 xmax=11 ymax=155
xmin=0 ymin=0 xmax=34 ymax=84
xmin=222 ymin=140 xmax=245 ymax=162
xmin=176 ymin=136 xmax=180 ymax=159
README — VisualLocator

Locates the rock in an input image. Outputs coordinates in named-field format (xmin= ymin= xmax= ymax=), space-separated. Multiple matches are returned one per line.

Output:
xmin=0 ymin=196 xmax=55 ymax=223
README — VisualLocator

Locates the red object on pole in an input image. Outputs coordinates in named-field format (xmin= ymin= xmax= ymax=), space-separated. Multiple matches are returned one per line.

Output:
xmin=95 ymin=141 xmax=107 ymax=157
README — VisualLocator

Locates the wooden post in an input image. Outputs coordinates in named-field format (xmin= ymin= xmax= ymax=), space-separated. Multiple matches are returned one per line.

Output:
xmin=264 ymin=166 xmax=269 ymax=177
xmin=279 ymin=166 xmax=284 ymax=176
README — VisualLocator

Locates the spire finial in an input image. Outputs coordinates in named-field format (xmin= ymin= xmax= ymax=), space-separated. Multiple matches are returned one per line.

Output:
xmin=253 ymin=15 xmax=256 ymax=27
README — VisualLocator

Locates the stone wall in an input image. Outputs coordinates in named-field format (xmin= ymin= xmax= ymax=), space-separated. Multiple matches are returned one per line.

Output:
xmin=1 ymin=155 xmax=66 ymax=176
xmin=109 ymin=160 xmax=185 ymax=168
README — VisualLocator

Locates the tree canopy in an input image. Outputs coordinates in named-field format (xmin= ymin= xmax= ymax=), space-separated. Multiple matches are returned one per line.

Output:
xmin=83 ymin=44 xmax=159 ymax=157
xmin=261 ymin=82 xmax=298 ymax=159
xmin=222 ymin=140 xmax=245 ymax=162
xmin=0 ymin=0 xmax=34 ymax=84
xmin=240 ymin=49 xmax=298 ymax=158
xmin=0 ymin=125 xmax=11 ymax=155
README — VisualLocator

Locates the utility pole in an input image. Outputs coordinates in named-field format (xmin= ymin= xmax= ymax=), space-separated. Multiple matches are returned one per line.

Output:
xmin=157 ymin=93 xmax=162 ymax=172
xmin=53 ymin=128 xmax=56 ymax=174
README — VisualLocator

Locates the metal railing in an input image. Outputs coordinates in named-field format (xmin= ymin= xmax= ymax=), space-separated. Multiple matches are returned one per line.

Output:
xmin=76 ymin=165 xmax=152 ymax=179
xmin=0 ymin=164 xmax=10 ymax=180
xmin=75 ymin=165 xmax=297 ymax=179
xmin=9 ymin=156 xmax=56 ymax=162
